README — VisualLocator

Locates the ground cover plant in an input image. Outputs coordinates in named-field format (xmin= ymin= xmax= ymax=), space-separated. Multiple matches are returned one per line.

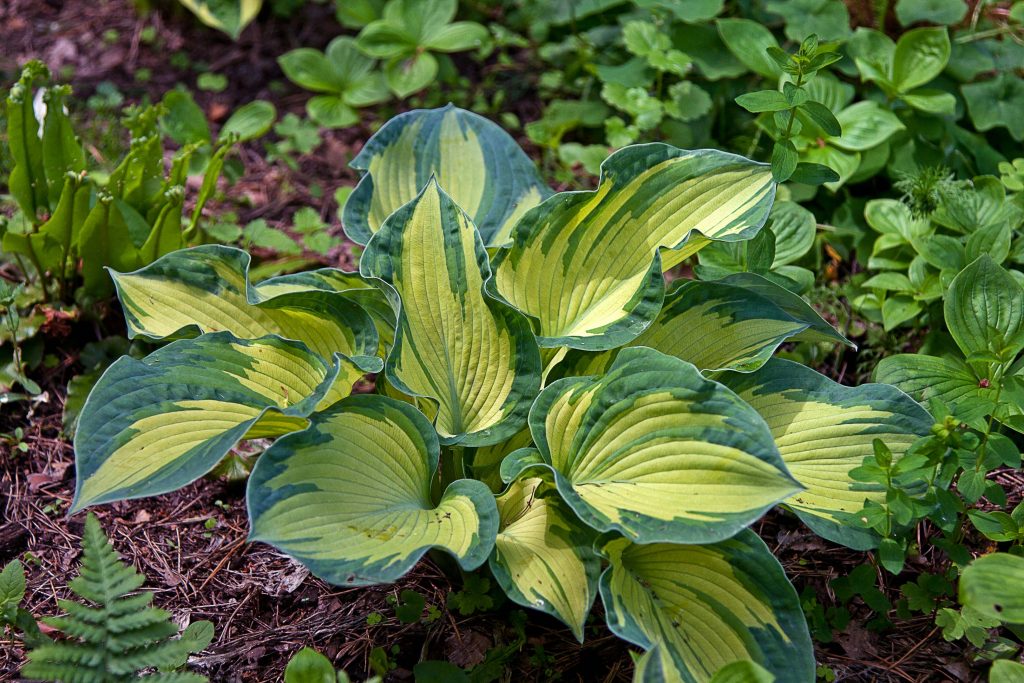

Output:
xmin=2 ymin=0 xmax=1024 ymax=681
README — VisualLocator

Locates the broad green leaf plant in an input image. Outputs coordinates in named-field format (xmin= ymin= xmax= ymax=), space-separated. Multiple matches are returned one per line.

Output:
xmin=279 ymin=0 xmax=490 ymax=123
xmin=1 ymin=62 xmax=234 ymax=303
xmin=72 ymin=106 xmax=934 ymax=681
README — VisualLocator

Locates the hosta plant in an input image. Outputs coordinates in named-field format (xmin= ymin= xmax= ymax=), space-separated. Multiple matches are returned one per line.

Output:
xmin=73 ymin=105 xmax=934 ymax=681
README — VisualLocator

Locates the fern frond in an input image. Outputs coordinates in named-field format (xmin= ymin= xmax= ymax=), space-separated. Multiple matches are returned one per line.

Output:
xmin=105 ymin=592 xmax=154 ymax=617
xmin=19 ymin=659 xmax=111 ymax=683
xmin=52 ymin=598 xmax=106 ymax=625
xmin=69 ymin=516 xmax=145 ymax=606
xmin=110 ymin=639 xmax=196 ymax=675
xmin=106 ymin=608 xmax=179 ymax=635
xmin=23 ymin=642 xmax=107 ymax=667
xmin=20 ymin=513 xmax=211 ymax=683
xmin=106 ymin=620 xmax=181 ymax=653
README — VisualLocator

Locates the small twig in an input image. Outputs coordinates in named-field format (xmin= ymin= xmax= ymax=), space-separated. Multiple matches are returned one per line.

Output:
xmin=196 ymin=537 xmax=247 ymax=593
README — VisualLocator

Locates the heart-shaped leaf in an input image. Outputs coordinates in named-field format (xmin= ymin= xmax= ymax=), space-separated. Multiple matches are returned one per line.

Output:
xmin=503 ymin=347 xmax=800 ymax=544
xmin=248 ymin=395 xmax=498 ymax=585
xmin=622 ymin=279 xmax=827 ymax=373
xmin=874 ymin=354 xmax=1000 ymax=431
xmin=489 ymin=477 xmax=600 ymax=641
xmin=721 ymin=359 xmax=933 ymax=549
xmin=945 ymin=255 xmax=1024 ymax=359
xmin=111 ymin=245 xmax=382 ymax=368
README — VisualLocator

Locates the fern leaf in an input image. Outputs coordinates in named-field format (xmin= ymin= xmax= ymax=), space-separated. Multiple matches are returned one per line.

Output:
xmin=20 ymin=514 xmax=211 ymax=683
xmin=106 ymin=620 xmax=181 ymax=653
xmin=20 ymin=660 xmax=111 ymax=683
xmin=69 ymin=516 xmax=145 ymax=606
xmin=51 ymin=599 xmax=106 ymax=626
xmin=110 ymin=638 xmax=197 ymax=674
xmin=106 ymin=608 xmax=179 ymax=635
xmin=21 ymin=642 xmax=109 ymax=681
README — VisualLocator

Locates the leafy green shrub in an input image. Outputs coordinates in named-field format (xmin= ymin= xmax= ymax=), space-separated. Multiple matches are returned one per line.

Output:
xmin=70 ymin=105 xmax=938 ymax=679
xmin=812 ymin=256 xmax=1024 ymax=674
xmin=280 ymin=0 xmax=489 ymax=125
xmin=0 ymin=62 xmax=233 ymax=303
xmin=1 ymin=514 xmax=213 ymax=682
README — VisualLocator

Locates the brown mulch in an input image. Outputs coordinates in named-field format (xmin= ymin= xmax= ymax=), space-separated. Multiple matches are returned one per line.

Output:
xmin=0 ymin=374 xmax=635 ymax=682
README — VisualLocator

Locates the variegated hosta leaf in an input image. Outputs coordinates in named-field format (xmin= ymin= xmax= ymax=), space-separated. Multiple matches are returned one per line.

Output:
xmin=342 ymin=105 xmax=551 ymax=247
xmin=548 ymin=276 xmax=845 ymax=380
xmin=719 ymin=272 xmax=852 ymax=347
xmin=72 ymin=333 xmax=340 ymax=512
xmin=111 ymin=245 xmax=382 ymax=368
xmin=490 ymin=145 xmax=775 ymax=350
xmin=600 ymin=531 xmax=814 ymax=683
xmin=721 ymin=359 xmax=933 ymax=549
xmin=632 ymin=645 xmax=672 ymax=683
xmin=489 ymin=477 xmax=599 ymax=641
xmin=502 ymin=347 xmax=801 ymax=544
xmin=247 ymin=395 xmax=498 ymax=585
xmin=621 ymin=278 xmax=836 ymax=373
xmin=255 ymin=267 xmax=398 ymax=355
xmin=360 ymin=179 xmax=542 ymax=447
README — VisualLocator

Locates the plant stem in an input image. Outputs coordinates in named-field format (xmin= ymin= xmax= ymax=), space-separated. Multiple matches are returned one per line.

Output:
xmin=435 ymin=446 xmax=467 ymax=503
xmin=973 ymin=366 xmax=1005 ymax=474
xmin=23 ymin=238 xmax=51 ymax=304
xmin=782 ymin=70 xmax=805 ymax=142
xmin=954 ymin=26 xmax=1020 ymax=43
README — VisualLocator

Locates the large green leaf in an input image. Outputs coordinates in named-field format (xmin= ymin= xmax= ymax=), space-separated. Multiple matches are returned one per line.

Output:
xmin=502 ymin=347 xmax=800 ymax=544
xmin=721 ymin=359 xmax=933 ymax=549
xmin=554 ymin=277 xmax=837 ymax=377
xmin=72 ymin=333 xmax=342 ymax=512
xmin=623 ymin=279 xmax=829 ymax=373
xmin=945 ymin=255 xmax=1024 ymax=359
xmin=769 ymin=201 xmax=816 ymax=267
xmin=253 ymin=267 xmax=397 ymax=355
xmin=718 ymin=272 xmax=851 ymax=346
xmin=960 ymin=553 xmax=1024 ymax=623
xmin=360 ymin=180 xmax=541 ymax=446
xmin=491 ymin=145 xmax=775 ymax=351
xmin=716 ymin=19 xmax=782 ymax=79
xmin=833 ymin=102 xmax=905 ymax=152
xmin=600 ymin=531 xmax=814 ymax=682
xmin=247 ymin=395 xmax=497 ymax=585
xmin=342 ymin=105 xmax=551 ymax=246
xmin=874 ymin=354 xmax=994 ymax=429
xmin=961 ymin=73 xmax=1024 ymax=142
xmin=489 ymin=477 xmax=599 ymax=641
xmin=892 ymin=27 xmax=950 ymax=93
xmin=110 ymin=245 xmax=383 ymax=372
